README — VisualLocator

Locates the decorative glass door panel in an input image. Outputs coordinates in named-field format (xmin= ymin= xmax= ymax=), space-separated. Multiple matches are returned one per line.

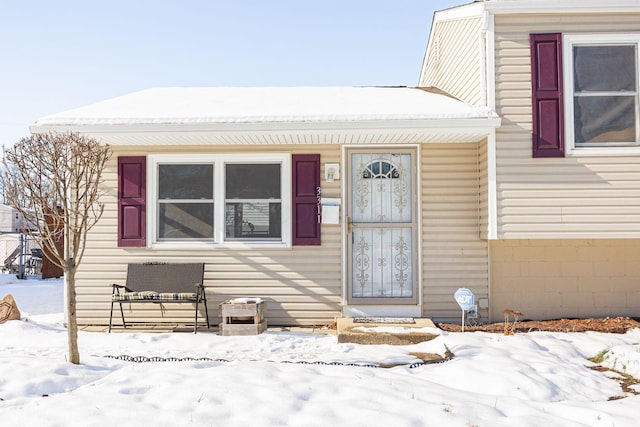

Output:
xmin=352 ymin=227 xmax=413 ymax=298
xmin=348 ymin=151 xmax=417 ymax=304
xmin=352 ymin=154 xmax=411 ymax=224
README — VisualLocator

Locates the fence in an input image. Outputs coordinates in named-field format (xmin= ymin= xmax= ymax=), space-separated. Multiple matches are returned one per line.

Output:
xmin=0 ymin=232 xmax=43 ymax=278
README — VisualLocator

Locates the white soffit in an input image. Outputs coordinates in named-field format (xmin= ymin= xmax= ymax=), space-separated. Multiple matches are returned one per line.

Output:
xmin=30 ymin=87 xmax=500 ymax=145
xmin=56 ymin=125 xmax=498 ymax=146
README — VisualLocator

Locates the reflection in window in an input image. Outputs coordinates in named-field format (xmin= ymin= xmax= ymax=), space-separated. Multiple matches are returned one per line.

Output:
xmin=154 ymin=158 xmax=287 ymax=244
xmin=158 ymin=164 xmax=214 ymax=240
xmin=159 ymin=203 xmax=214 ymax=239
xmin=159 ymin=164 xmax=213 ymax=199
xmin=572 ymin=44 xmax=637 ymax=146
xmin=225 ymin=164 xmax=282 ymax=240
xmin=362 ymin=160 xmax=400 ymax=179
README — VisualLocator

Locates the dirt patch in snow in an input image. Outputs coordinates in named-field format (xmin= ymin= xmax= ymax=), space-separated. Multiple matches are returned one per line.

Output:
xmin=438 ymin=317 xmax=640 ymax=334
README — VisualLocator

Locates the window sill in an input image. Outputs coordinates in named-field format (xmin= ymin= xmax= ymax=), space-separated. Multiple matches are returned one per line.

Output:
xmin=149 ymin=241 xmax=292 ymax=250
xmin=568 ymin=147 xmax=640 ymax=157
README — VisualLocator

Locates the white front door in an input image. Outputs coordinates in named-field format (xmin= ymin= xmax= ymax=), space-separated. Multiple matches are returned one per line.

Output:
xmin=346 ymin=149 xmax=418 ymax=311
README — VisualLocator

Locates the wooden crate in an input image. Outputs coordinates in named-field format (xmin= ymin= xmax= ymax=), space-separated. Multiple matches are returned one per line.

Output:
xmin=219 ymin=299 xmax=266 ymax=336
xmin=219 ymin=321 xmax=267 ymax=336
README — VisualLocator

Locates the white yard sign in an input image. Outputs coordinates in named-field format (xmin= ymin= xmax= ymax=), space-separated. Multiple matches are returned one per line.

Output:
xmin=454 ymin=288 xmax=475 ymax=331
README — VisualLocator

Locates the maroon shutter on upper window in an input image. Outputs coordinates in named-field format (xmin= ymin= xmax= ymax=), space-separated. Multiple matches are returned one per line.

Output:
xmin=292 ymin=154 xmax=321 ymax=245
xmin=117 ymin=156 xmax=146 ymax=247
xmin=530 ymin=33 xmax=565 ymax=158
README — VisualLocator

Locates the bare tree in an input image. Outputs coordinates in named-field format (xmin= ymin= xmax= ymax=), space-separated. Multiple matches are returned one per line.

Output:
xmin=2 ymin=132 xmax=111 ymax=364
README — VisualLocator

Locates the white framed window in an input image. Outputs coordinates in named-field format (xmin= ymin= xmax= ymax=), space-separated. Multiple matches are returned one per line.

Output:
xmin=149 ymin=154 xmax=291 ymax=248
xmin=563 ymin=34 xmax=640 ymax=155
xmin=157 ymin=163 xmax=215 ymax=240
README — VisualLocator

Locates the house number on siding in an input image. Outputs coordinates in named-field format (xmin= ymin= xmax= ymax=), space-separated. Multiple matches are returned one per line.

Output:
xmin=316 ymin=186 xmax=321 ymax=223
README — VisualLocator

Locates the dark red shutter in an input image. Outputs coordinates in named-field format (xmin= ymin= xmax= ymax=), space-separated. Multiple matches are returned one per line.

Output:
xmin=117 ymin=156 xmax=146 ymax=247
xmin=530 ymin=33 xmax=565 ymax=158
xmin=292 ymin=154 xmax=320 ymax=245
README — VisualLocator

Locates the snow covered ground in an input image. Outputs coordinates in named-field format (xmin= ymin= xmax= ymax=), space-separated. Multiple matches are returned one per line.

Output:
xmin=1 ymin=274 xmax=639 ymax=426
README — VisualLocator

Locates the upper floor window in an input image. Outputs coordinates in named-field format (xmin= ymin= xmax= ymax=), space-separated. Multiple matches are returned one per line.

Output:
xmin=564 ymin=34 xmax=640 ymax=154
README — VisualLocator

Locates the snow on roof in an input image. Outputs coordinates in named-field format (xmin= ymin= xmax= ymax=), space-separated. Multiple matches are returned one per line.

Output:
xmin=33 ymin=86 xmax=497 ymax=127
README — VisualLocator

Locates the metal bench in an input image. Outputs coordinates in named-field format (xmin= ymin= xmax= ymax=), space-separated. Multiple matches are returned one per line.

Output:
xmin=109 ymin=262 xmax=209 ymax=333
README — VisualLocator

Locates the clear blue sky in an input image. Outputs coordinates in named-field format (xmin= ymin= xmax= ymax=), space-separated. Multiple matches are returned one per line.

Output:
xmin=0 ymin=0 xmax=462 ymax=146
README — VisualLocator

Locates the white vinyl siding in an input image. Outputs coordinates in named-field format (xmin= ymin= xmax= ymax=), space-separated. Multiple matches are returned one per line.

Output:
xmin=494 ymin=13 xmax=640 ymax=238
xmin=75 ymin=141 xmax=492 ymax=326
xmin=76 ymin=145 xmax=342 ymax=327
xmin=478 ymin=139 xmax=490 ymax=240
xmin=420 ymin=15 xmax=485 ymax=106
xmin=421 ymin=143 xmax=489 ymax=323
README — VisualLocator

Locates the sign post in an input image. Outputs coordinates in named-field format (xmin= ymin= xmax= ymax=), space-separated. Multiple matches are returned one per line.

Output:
xmin=454 ymin=288 xmax=475 ymax=332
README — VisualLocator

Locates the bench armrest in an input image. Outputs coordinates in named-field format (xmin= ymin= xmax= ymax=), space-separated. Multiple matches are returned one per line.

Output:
xmin=111 ymin=283 xmax=130 ymax=296
xmin=194 ymin=283 xmax=206 ymax=299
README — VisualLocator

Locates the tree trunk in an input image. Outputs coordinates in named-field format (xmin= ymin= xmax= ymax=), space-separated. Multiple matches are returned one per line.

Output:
xmin=66 ymin=266 xmax=80 ymax=364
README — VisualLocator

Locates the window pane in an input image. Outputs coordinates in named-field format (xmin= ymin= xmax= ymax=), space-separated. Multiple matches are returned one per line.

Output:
xmin=225 ymin=164 xmax=280 ymax=199
xmin=159 ymin=202 xmax=214 ymax=239
xmin=363 ymin=160 xmax=400 ymax=179
xmin=159 ymin=164 xmax=213 ymax=199
xmin=574 ymin=96 xmax=636 ymax=144
xmin=225 ymin=202 xmax=281 ymax=239
xmin=573 ymin=45 xmax=636 ymax=92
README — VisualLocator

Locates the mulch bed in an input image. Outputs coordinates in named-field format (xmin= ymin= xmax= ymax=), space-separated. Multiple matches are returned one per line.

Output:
xmin=438 ymin=316 xmax=640 ymax=334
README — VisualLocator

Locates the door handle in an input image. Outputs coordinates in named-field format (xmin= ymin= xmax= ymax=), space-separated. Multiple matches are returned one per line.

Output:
xmin=347 ymin=216 xmax=353 ymax=234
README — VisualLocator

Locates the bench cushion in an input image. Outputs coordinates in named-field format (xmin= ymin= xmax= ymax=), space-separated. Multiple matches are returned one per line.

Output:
xmin=114 ymin=291 xmax=198 ymax=301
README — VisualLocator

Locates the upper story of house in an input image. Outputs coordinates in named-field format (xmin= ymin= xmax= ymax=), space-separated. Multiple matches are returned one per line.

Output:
xmin=421 ymin=0 xmax=640 ymax=156
xmin=422 ymin=0 xmax=640 ymax=239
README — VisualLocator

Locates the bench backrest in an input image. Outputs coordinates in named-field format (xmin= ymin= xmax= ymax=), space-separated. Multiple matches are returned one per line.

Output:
xmin=125 ymin=263 xmax=205 ymax=293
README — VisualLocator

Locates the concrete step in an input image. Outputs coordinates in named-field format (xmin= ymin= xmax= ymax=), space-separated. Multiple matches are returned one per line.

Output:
xmin=336 ymin=317 xmax=440 ymax=345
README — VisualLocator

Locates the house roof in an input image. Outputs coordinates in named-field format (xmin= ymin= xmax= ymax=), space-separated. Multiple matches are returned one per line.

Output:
xmin=31 ymin=87 xmax=500 ymax=145
xmin=34 ymin=86 xmax=497 ymax=125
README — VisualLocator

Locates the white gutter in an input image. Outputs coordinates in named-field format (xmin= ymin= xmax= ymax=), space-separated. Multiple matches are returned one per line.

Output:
xmin=487 ymin=130 xmax=498 ymax=240
xmin=483 ymin=11 xmax=496 ymax=111
xmin=30 ymin=117 xmax=501 ymax=136
xmin=482 ymin=8 xmax=498 ymax=240
xmin=483 ymin=0 xmax=640 ymax=14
